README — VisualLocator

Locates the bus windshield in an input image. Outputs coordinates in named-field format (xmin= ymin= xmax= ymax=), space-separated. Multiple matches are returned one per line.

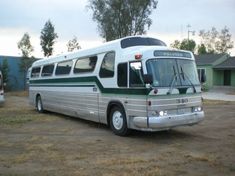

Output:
xmin=146 ymin=58 xmax=200 ymax=87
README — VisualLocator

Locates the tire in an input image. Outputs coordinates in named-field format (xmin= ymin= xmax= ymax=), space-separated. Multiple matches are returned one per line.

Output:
xmin=36 ymin=95 xmax=44 ymax=113
xmin=110 ymin=106 xmax=130 ymax=136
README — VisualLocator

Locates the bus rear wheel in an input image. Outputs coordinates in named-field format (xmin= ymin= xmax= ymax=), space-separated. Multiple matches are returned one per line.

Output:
xmin=110 ymin=106 xmax=129 ymax=136
xmin=36 ymin=95 xmax=44 ymax=113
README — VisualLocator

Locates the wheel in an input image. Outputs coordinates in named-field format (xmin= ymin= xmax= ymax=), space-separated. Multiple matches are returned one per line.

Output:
xmin=110 ymin=106 xmax=129 ymax=136
xmin=36 ymin=95 xmax=44 ymax=113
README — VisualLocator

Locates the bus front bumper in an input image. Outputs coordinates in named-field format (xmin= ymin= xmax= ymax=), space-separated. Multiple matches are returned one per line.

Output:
xmin=132 ymin=111 xmax=204 ymax=131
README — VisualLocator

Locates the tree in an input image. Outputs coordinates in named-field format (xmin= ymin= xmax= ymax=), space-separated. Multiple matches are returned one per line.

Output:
xmin=17 ymin=33 xmax=35 ymax=90
xmin=170 ymin=39 xmax=196 ymax=53
xmin=180 ymin=39 xmax=196 ymax=52
xmin=215 ymin=26 xmax=234 ymax=54
xmin=40 ymin=20 xmax=58 ymax=57
xmin=197 ymin=44 xmax=207 ymax=54
xmin=170 ymin=40 xmax=181 ymax=49
xmin=88 ymin=0 xmax=158 ymax=41
xmin=67 ymin=36 xmax=81 ymax=52
xmin=199 ymin=27 xmax=218 ymax=54
xmin=199 ymin=26 xmax=234 ymax=54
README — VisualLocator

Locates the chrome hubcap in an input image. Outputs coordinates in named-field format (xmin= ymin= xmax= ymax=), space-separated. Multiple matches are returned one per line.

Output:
xmin=112 ymin=111 xmax=123 ymax=130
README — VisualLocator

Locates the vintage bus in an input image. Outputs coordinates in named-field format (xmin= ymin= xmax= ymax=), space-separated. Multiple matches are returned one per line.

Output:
xmin=29 ymin=36 xmax=204 ymax=136
xmin=0 ymin=70 xmax=5 ymax=105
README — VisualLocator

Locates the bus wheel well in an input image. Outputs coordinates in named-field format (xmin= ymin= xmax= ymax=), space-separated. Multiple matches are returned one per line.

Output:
xmin=107 ymin=102 xmax=125 ymax=127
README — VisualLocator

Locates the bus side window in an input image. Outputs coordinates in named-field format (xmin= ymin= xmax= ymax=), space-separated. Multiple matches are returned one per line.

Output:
xmin=74 ymin=56 xmax=97 ymax=73
xmin=31 ymin=67 xmax=41 ymax=78
xmin=55 ymin=60 xmax=73 ymax=75
xmin=129 ymin=62 xmax=144 ymax=87
xmin=41 ymin=64 xmax=54 ymax=77
xmin=99 ymin=52 xmax=115 ymax=78
xmin=117 ymin=63 xmax=127 ymax=87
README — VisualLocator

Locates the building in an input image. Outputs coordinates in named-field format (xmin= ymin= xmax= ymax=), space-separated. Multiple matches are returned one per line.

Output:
xmin=195 ymin=54 xmax=235 ymax=89
xmin=0 ymin=55 xmax=39 ymax=91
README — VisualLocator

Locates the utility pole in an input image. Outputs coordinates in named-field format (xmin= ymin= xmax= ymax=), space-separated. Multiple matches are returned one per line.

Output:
xmin=187 ymin=24 xmax=195 ymax=50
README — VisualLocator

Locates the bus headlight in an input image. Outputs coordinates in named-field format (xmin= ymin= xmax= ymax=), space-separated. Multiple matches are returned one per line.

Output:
xmin=193 ymin=106 xmax=202 ymax=112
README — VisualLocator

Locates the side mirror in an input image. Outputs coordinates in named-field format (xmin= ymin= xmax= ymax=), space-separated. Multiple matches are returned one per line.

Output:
xmin=143 ymin=74 xmax=153 ymax=84
xmin=3 ymin=82 xmax=7 ymax=87
xmin=201 ymin=73 xmax=206 ymax=83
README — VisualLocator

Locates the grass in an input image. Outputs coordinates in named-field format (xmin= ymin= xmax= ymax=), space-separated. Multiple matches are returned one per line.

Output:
xmin=6 ymin=91 xmax=29 ymax=97
xmin=203 ymin=99 xmax=235 ymax=105
xmin=0 ymin=116 xmax=33 ymax=125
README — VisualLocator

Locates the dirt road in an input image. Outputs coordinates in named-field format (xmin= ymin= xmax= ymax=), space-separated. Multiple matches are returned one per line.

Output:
xmin=0 ymin=93 xmax=235 ymax=176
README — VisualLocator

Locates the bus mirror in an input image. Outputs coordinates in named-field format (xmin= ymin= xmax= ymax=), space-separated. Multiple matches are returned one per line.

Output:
xmin=143 ymin=74 xmax=153 ymax=84
xmin=201 ymin=73 xmax=206 ymax=83
xmin=3 ymin=82 xmax=7 ymax=87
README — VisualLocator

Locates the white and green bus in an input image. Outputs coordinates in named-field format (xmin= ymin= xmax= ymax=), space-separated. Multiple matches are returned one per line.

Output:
xmin=0 ymin=70 xmax=4 ymax=105
xmin=29 ymin=36 xmax=204 ymax=136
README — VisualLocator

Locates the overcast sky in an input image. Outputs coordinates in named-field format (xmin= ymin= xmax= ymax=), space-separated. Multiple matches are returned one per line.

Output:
xmin=0 ymin=0 xmax=235 ymax=57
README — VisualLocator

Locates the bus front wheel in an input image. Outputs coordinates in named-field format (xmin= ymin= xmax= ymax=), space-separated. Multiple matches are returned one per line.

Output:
xmin=110 ymin=106 xmax=129 ymax=136
xmin=36 ymin=95 xmax=44 ymax=113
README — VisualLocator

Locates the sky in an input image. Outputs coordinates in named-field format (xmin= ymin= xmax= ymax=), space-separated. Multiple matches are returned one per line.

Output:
xmin=0 ymin=0 xmax=235 ymax=58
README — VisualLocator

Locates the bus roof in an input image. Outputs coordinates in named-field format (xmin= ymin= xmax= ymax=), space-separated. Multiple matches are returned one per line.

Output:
xmin=31 ymin=36 xmax=192 ymax=67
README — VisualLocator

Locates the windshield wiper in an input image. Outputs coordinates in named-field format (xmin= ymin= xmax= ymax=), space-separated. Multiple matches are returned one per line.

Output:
xmin=167 ymin=66 xmax=177 ymax=95
xmin=180 ymin=67 xmax=196 ymax=93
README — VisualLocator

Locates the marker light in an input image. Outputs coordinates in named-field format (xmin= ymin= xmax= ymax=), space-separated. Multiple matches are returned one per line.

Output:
xmin=159 ymin=111 xmax=168 ymax=116
xmin=135 ymin=54 xmax=142 ymax=60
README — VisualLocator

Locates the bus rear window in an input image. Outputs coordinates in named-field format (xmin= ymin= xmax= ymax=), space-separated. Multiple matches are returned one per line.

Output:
xmin=121 ymin=37 xmax=166 ymax=49
xmin=31 ymin=67 xmax=41 ymax=78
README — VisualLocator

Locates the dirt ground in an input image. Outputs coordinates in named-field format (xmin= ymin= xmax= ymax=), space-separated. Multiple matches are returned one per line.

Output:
xmin=0 ymin=93 xmax=235 ymax=176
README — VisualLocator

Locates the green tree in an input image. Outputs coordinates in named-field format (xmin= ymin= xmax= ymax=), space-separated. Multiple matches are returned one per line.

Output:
xmin=197 ymin=44 xmax=207 ymax=54
xmin=170 ymin=39 xmax=196 ymax=53
xmin=88 ymin=0 xmax=158 ymax=41
xmin=17 ymin=32 xmax=35 ymax=90
xmin=199 ymin=26 xmax=234 ymax=54
xmin=67 ymin=36 xmax=81 ymax=52
xmin=40 ymin=20 xmax=58 ymax=57
xmin=180 ymin=39 xmax=196 ymax=52
xmin=170 ymin=40 xmax=181 ymax=49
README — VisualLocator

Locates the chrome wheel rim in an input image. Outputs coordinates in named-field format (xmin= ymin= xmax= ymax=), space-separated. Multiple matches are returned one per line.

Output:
xmin=112 ymin=111 xmax=123 ymax=130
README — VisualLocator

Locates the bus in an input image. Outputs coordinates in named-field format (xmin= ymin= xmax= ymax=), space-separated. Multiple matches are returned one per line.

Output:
xmin=0 ymin=70 xmax=5 ymax=105
xmin=29 ymin=36 xmax=204 ymax=136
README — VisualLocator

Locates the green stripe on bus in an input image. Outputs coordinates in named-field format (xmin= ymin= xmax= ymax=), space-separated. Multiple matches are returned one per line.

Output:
xmin=29 ymin=76 xmax=149 ymax=95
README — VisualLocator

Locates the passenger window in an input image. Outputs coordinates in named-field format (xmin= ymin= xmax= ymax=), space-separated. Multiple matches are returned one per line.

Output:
xmin=41 ymin=64 xmax=54 ymax=77
xmin=55 ymin=60 xmax=73 ymax=75
xmin=99 ymin=52 xmax=115 ymax=78
xmin=74 ymin=56 xmax=97 ymax=73
xmin=129 ymin=62 xmax=144 ymax=87
xmin=31 ymin=67 xmax=41 ymax=78
xmin=117 ymin=63 xmax=127 ymax=87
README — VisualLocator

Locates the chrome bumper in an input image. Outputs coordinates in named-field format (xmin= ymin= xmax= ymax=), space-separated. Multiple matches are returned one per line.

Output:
xmin=132 ymin=111 xmax=204 ymax=130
